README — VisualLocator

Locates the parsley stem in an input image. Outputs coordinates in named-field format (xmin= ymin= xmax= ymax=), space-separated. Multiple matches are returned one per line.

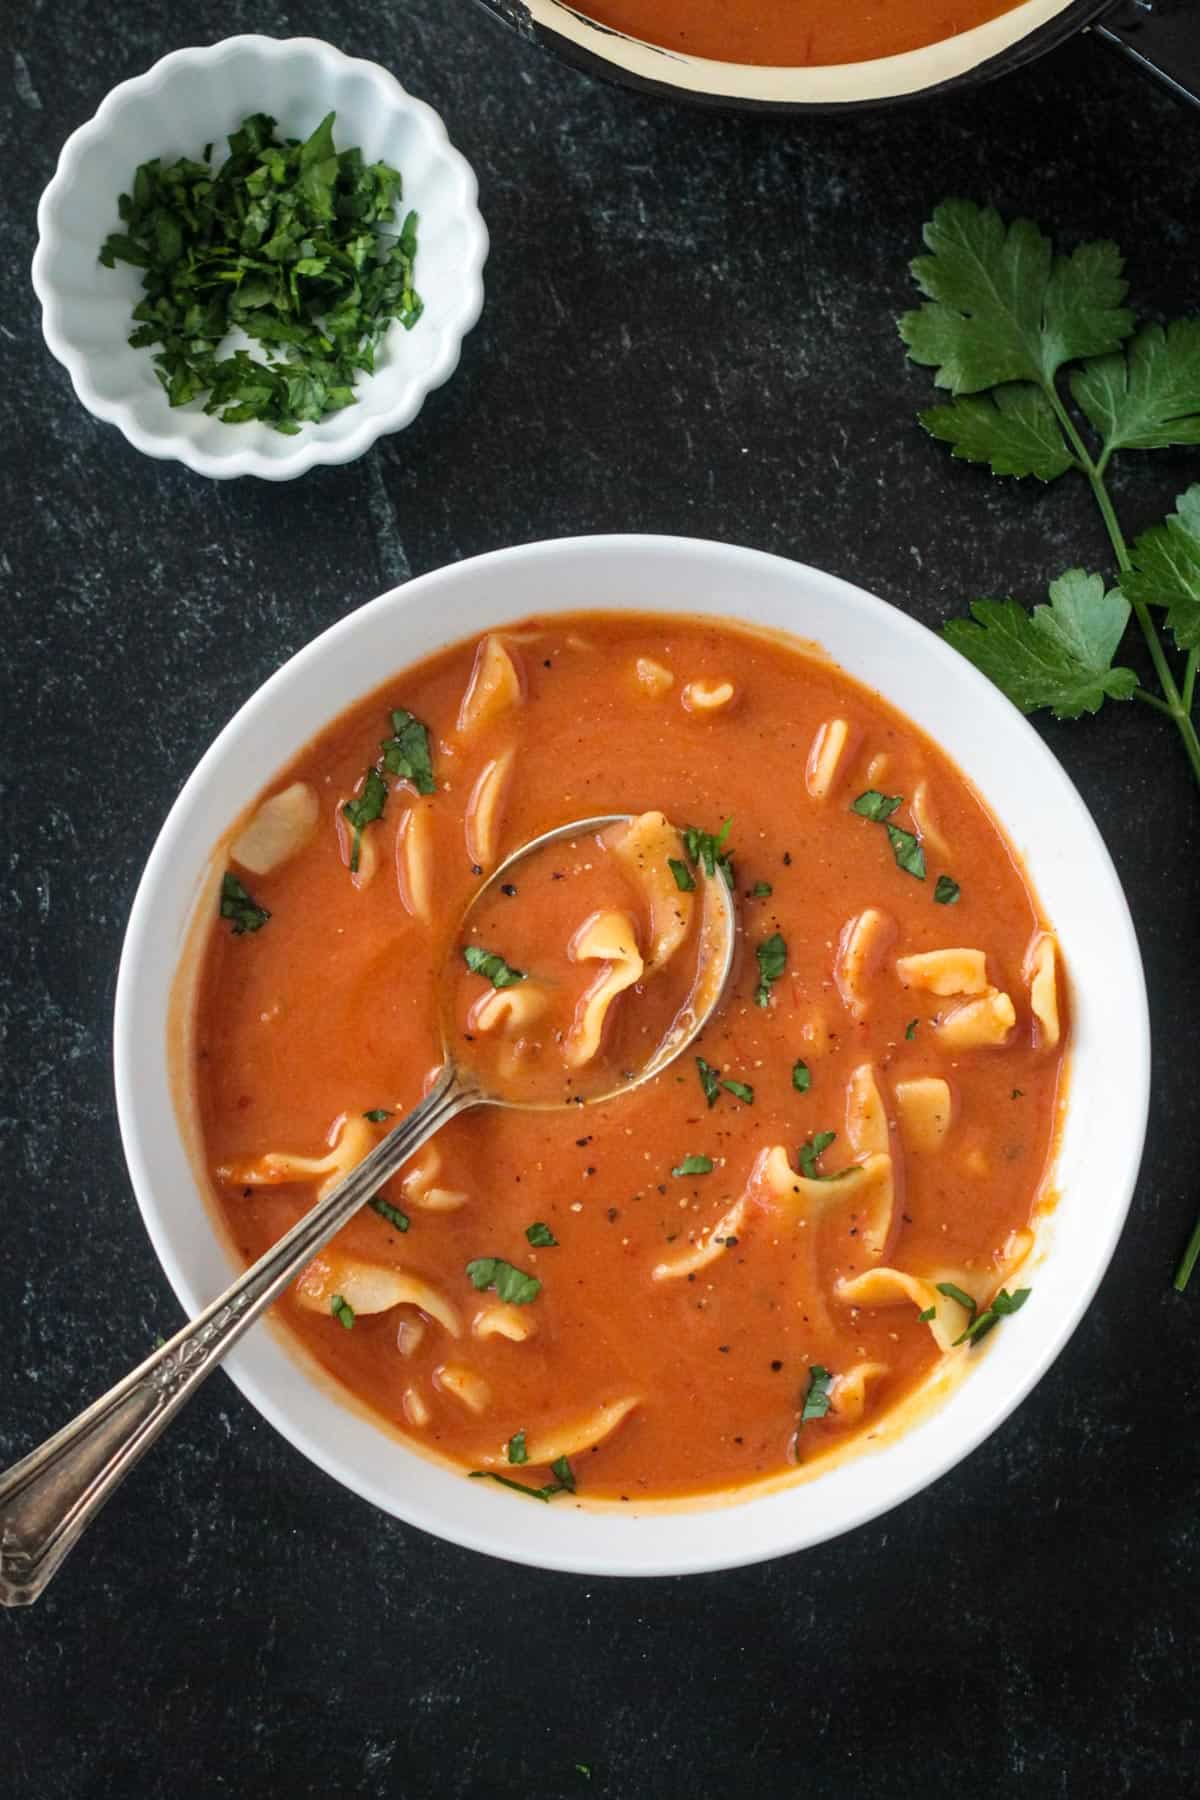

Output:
xmin=1174 ymin=1207 xmax=1200 ymax=1292
xmin=1044 ymin=376 xmax=1200 ymax=788
xmin=1184 ymin=651 xmax=1198 ymax=717
xmin=1133 ymin=688 xmax=1176 ymax=719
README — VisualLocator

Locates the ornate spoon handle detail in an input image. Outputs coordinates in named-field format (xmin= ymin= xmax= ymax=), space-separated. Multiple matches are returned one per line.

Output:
xmin=0 ymin=1066 xmax=479 ymax=1606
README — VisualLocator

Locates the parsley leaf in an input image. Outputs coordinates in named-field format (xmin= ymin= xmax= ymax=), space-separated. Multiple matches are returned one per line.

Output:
xmin=919 ymin=385 xmax=1076 ymax=482
xmin=1124 ymin=485 xmax=1200 ymax=652
xmin=696 ymin=1057 xmax=721 ymax=1108
xmin=917 ymin=1305 xmax=937 ymax=1323
xmin=935 ymin=1280 xmax=977 ymax=1316
xmin=363 ymin=1108 xmax=391 ymax=1122
xmin=369 ymin=1196 xmax=409 ymax=1233
xmin=672 ymin=1154 xmax=714 ymax=1177
xmin=668 ymin=857 xmax=696 ymax=892
xmin=749 ymin=879 xmax=773 ymax=897
xmin=754 ymin=932 xmax=787 ymax=1007
xmin=799 ymin=1364 xmax=833 ymax=1424
xmin=792 ymin=1059 xmax=812 ymax=1093
xmin=463 ymin=946 xmax=526 ymax=988
xmin=525 ymin=1221 xmax=558 ymax=1247
xmin=99 ymin=113 xmax=422 ymax=433
xmin=683 ymin=819 xmax=735 ymax=888
xmin=330 ymin=1294 xmax=355 ymax=1329
xmin=722 ymin=1079 xmax=754 ymax=1105
xmin=886 ymin=823 xmax=926 ymax=881
xmin=220 ymin=872 xmax=270 ymax=934
xmin=954 ymin=1285 xmax=1031 ymax=1346
xmin=380 ymin=708 xmax=436 ymax=793
xmin=851 ymin=790 xmax=903 ymax=822
xmin=798 ymin=1132 xmax=850 ymax=1181
xmin=934 ymin=874 xmax=961 ymax=905
xmin=468 ymin=1456 xmax=577 ymax=1503
xmin=905 ymin=1018 xmax=919 ymax=1040
xmin=507 ymin=1429 xmax=528 ymax=1465
xmin=342 ymin=766 xmax=388 ymax=872
xmin=1071 ymin=321 xmax=1200 ymax=456
xmin=465 ymin=1258 xmax=542 ymax=1304
xmin=942 ymin=571 xmax=1138 ymax=720
xmin=899 ymin=199 xmax=1133 ymax=395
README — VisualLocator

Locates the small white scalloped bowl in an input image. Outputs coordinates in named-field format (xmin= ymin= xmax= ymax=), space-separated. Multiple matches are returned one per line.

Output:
xmin=114 ymin=536 xmax=1149 ymax=1576
xmin=32 ymin=36 xmax=487 ymax=480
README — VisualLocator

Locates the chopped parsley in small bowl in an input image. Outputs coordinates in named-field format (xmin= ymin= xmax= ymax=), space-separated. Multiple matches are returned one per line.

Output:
xmin=33 ymin=35 xmax=487 ymax=480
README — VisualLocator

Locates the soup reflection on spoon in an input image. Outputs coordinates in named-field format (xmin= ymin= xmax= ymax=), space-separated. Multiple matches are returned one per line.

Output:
xmin=0 ymin=811 xmax=735 ymax=1605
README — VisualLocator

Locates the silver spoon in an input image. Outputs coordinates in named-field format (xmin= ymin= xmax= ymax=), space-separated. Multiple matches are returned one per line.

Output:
xmin=0 ymin=813 xmax=736 ymax=1605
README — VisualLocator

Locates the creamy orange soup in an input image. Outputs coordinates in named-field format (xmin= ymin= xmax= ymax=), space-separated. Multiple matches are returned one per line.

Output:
xmin=191 ymin=614 xmax=1066 ymax=1504
xmin=576 ymin=0 xmax=1021 ymax=67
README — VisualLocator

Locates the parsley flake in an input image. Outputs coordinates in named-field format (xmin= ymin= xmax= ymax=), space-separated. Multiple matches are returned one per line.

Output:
xmin=330 ymin=1294 xmax=355 ymax=1329
xmin=667 ymin=857 xmax=696 ymax=892
xmin=886 ymin=823 xmax=927 ymax=881
xmin=507 ymin=1430 xmax=528 ymax=1466
xmin=934 ymin=875 xmax=961 ymax=905
xmin=905 ymin=1018 xmax=919 ymax=1040
xmin=672 ymin=1154 xmax=714 ymax=1178
xmin=468 ymin=1455 xmax=576 ymax=1502
xmin=363 ymin=1108 xmax=391 ymax=1122
xmin=342 ymin=766 xmax=388 ymax=872
xmin=369 ymin=1196 xmax=409 ymax=1233
xmin=466 ymin=1257 xmax=542 ymax=1305
xmin=798 ymin=1132 xmax=851 ymax=1182
xmin=749 ymin=880 xmax=773 ymax=897
xmin=220 ymin=872 xmax=270 ymax=935
xmin=792 ymin=1059 xmax=812 ymax=1093
xmin=754 ymin=932 xmax=787 ymax=1007
xmin=722 ymin=1079 xmax=754 ymax=1105
xmin=682 ymin=818 xmax=735 ymax=888
xmin=463 ymin=946 xmax=526 ymax=988
xmin=696 ymin=1057 xmax=722 ymax=1108
xmin=525 ymin=1222 xmax=558 ymax=1247
xmin=799 ymin=1364 xmax=833 ymax=1424
xmin=851 ymin=791 xmax=903 ymax=822
xmin=380 ymin=708 xmax=435 ymax=793
xmin=917 ymin=1305 xmax=937 ymax=1323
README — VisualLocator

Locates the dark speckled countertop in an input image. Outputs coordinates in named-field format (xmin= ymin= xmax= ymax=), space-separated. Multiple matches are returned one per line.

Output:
xmin=3 ymin=2 xmax=1199 ymax=1793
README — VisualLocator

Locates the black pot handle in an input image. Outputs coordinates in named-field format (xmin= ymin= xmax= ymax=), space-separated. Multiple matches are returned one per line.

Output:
xmin=1092 ymin=0 xmax=1200 ymax=108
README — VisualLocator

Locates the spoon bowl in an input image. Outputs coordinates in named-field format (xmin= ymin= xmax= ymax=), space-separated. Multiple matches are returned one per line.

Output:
xmin=0 ymin=811 xmax=735 ymax=1605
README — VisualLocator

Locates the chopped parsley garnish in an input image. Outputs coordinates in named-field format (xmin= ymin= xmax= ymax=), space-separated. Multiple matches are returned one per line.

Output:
xmin=754 ymin=932 xmax=787 ymax=1007
xmin=682 ymin=818 xmax=735 ymax=888
xmin=363 ymin=1108 xmax=391 ymax=1122
xmin=799 ymin=1364 xmax=833 ymax=1424
xmin=917 ymin=1305 xmax=937 ymax=1322
xmin=99 ymin=112 xmax=423 ymax=433
xmin=369 ymin=1196 xmax=409 ymax=1232
xmin=330 ymin=1294 xmax=355 ymax=1329
xmin=463 ymin=945 xmax=526 ymax=988
xmin=954 ymin=1285 xmax=1032 ymax=1346
xmin=466 ymin=1257 xmax=542 ymax=1304
xmin=342 ymin=766 xmax=388 ymax=872
xmin=667 ymin=857 xmax=696 ymax=892
xmin=749 ymin=880 xmax=773 ymax=897
xmin=798 ymin=1131 xmax=851 ymax=1181
xmin=905 ymin=1018 xmax=919 ymax=1040
xmin=219 ymin=872 xmax=270 ymax=934
xmin=672 ymin=1154 xmax=714 ymax=1178
xmin=380 ymin=708 xmax=436 ymax=793
xmin=507 ymin=1429 xmax=528 ymax=1465
xmin=696 ymin=1057 xmax=722 ymax=1108
xmin=722 ymin=1079 xmax=754 ymax=1105
xmin=886 ymin=823 xmax=927 ymax=881
xmin=468 ymin=1455 xmax=576 ymax=1502
xmin=792 ymin=1059 xmax=812 ymax=1093
xmin=525 ymin=1221 xmax=558 ymax=1247
xmin=851 ymin=790 xmax=903 ymax=822
xmin=935 ymin=1280 xmax=977 ymax=1314
xmin=934 ymin=874 xmax=961 ymax=905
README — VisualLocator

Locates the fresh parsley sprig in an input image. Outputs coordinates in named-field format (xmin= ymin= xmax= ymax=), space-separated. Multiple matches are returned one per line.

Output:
xmin=900 ymin=200 xmax=1200 ymax=1287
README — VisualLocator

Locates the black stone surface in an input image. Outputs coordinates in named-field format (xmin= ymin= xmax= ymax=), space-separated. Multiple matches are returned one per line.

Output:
xmin=3 ymin=4 xmax=1198 ymax=1794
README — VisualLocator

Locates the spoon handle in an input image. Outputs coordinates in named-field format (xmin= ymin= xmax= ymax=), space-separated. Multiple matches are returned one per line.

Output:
xmin=0 ymin=1065 xmax=478 ymax=1607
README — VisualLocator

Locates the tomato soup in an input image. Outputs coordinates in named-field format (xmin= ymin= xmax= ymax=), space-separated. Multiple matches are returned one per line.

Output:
xmin=190 ymin=614 xmax=1066 ymax=1504
xmin=576 ymin=0 xmax=1021 ymax=67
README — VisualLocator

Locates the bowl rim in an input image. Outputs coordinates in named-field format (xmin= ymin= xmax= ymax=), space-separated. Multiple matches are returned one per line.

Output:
xmin=113 ymin=534 xmax=1150 ymax=1575
xmin=469 ymin=0 xmax=1105 ymax=111
xmin=31 ymin=33 xmax=488 ymax=481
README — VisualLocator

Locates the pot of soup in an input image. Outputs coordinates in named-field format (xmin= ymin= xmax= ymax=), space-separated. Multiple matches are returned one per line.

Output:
xmin=470 ymin=0 xmax=1198 ymax=111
